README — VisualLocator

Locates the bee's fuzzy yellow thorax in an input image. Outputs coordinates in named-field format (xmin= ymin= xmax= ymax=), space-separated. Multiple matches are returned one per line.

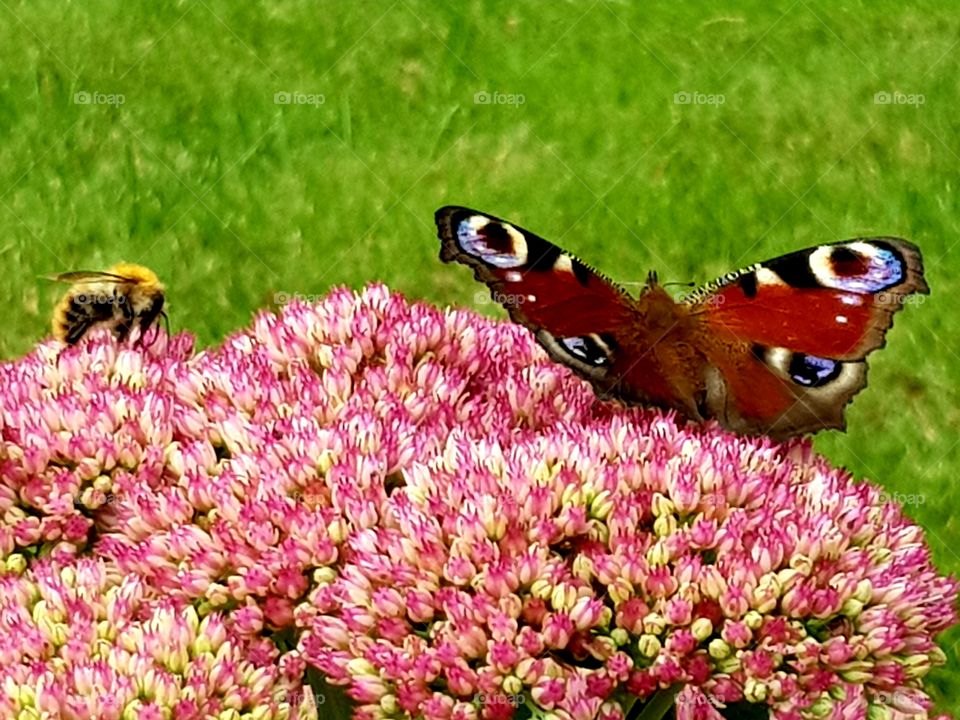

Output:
xmin=108 ymin=262 xmax=163 ymax=287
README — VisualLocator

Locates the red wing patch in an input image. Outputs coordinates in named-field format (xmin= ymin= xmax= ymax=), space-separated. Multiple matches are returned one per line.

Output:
xmin=704 ymin=284 xmax=876 ymax=359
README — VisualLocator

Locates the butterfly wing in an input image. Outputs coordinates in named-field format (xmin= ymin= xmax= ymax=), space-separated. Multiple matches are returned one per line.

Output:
xmin=437 ymin=206 xmax=694 ymax=410
xmin=688 ymin=238 xmax=927 ymax=436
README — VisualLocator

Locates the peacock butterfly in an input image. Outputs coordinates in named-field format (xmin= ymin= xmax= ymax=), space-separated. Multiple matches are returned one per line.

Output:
xmin=436 ymin=206 xmax=928 ymax=439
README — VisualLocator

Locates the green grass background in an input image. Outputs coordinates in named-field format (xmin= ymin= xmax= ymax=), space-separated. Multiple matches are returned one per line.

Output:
xmin=1 ymin=0 xmax=957 ymax=711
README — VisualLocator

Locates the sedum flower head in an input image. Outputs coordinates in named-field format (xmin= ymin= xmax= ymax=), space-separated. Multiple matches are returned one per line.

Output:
xmin=0 ymin=284 xmax=955 ymax=719
xmin=0 ymin=558 xmax=313 ymax=719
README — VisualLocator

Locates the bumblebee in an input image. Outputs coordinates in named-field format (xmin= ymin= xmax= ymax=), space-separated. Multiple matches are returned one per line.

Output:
xmin=49 ymin=263 xmax=166 ymax=345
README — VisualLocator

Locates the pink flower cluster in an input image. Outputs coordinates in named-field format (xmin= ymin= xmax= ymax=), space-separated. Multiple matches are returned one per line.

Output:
xmin=0 ymin=283 xmax=955 ymax=720
xmin=0 ymin=559 xmax=311 ymax=719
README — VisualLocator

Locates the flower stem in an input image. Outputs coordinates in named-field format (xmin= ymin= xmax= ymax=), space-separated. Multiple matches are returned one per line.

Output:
xmin=633 ymin=686 xmax=680 ymax=720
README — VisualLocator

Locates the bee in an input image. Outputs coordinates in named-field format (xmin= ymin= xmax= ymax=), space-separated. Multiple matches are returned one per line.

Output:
xmin=49 ymin=262 xmax=166 ymax=345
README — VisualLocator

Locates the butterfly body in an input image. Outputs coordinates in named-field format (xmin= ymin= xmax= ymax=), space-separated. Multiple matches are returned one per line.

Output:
xmin=437 ymin=206 xmax=928 ymax=439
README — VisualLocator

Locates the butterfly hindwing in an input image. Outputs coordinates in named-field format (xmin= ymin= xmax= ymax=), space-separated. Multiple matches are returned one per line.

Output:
xmin=688 ymin=238 xmax=927 ymax=436
xmin=698 ymin=344 xmax=870 ymax=436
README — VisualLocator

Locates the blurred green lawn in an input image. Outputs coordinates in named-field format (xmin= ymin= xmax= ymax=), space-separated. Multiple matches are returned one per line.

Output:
xmin=1 ymin=0 xmax=957 ymax=711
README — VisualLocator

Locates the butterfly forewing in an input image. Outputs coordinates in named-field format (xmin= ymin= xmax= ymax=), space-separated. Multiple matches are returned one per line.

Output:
xmin=691 ymin=238 xmax=927 ymax=358
xmin=436 ymin=206 xmax=645 ymax=385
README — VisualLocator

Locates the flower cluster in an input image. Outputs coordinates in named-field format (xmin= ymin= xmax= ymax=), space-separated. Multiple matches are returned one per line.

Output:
xmin=0 ymin=283 xmax=955 ymax=719
xmin=0 ymin=559 xmax=313 ymax=719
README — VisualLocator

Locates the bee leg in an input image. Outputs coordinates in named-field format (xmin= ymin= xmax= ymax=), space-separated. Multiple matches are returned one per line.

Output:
xmin=114 ymin=321 xmax=132 ymax=343
xmin=116 ymin=292 xmax=135 ymax=343
xmin=65 ymin=318 xmax=93 ymax=345
xmin=137 ymin=297 xmax=166 ymax=347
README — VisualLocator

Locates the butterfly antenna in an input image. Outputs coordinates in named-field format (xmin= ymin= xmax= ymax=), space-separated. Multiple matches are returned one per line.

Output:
xmin=617 ymin=271 xmax=668 ymax=287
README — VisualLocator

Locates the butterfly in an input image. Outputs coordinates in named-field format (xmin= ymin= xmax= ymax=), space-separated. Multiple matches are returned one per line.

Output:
xmin=436 ymin=206 xmax=928 ymax=439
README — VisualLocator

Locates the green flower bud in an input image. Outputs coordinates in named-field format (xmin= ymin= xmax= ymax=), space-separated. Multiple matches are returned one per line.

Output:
xmin=708 ymin=638 xmax=731 ymax=659
xmin=691 ymin=617 xmax=713 ymax=641
xmin=642 ymin=613 xmax=665 ymax=635
xmin=637 ymin=634 xmax=662 ymax=658
xmin=743 ymin=678 xmax=767 ymax=703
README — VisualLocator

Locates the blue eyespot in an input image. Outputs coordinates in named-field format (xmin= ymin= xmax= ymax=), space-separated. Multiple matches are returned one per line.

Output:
xmin=558 ymin=334 xmax=613 ymax=366
xmin=827 ymin=245 xmax=903 ymax=292
xmin=788 ymin=353 xmax=842 ymax=387
xmin=457 ymin=219 xmax=527 ymax=268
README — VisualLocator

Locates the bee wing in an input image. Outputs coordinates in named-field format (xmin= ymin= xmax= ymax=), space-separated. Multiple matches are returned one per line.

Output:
xmin=46 ymin=271 xmax=133 ymax=284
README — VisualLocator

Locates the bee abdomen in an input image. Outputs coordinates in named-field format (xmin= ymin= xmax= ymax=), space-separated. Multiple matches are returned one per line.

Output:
xmin=57 ymin=291 xmax=119 ymax=344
